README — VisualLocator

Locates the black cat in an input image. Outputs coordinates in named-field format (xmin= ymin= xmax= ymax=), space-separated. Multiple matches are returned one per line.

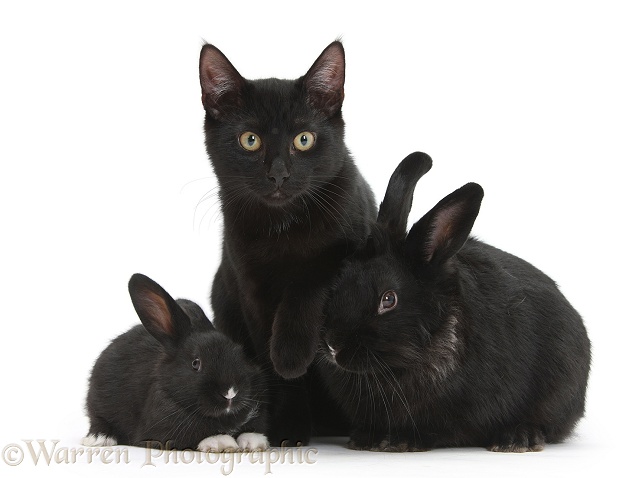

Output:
xmin=198 ymin=41 xmax=376 ymax=444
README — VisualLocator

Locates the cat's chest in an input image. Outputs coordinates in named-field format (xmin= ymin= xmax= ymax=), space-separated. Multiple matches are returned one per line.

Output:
xmin=224 ymin=229 xmax=345 ymax=304
xmin=225 ymin=217 xmax=335 ymax=264
xmin=226 ymin=235 xmax=309 ymax=286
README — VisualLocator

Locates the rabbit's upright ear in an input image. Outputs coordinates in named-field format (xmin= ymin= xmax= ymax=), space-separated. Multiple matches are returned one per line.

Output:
xmin=405 ymin=183 xmax=484 ymax=267
xmin=128 ymin=274 xmax=192 ymax=350
xmin=377 ymin=152 xmax=433 ymax=241
xmin=176 ymin=299 xmax=213 ymax=331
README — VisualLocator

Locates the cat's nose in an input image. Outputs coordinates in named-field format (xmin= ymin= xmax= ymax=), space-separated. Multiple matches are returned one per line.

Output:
xmin=269 ymin=174 xmax=289 ymax=188
xmin=268 ymin=158 xmax=290 ymax=187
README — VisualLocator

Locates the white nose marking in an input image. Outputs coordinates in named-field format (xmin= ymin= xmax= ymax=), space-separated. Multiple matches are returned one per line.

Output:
xmin=225 ymin=387 xmax=237 ymax=400
xmin=328 ymin=344 xmax=337 ymax=357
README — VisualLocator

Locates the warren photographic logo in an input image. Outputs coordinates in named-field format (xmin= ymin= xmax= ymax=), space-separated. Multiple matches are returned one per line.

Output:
xmin=2 ymin=440 xmax=318 ymax=475
xmin=2 ymin=440 xmax=127 ymax=466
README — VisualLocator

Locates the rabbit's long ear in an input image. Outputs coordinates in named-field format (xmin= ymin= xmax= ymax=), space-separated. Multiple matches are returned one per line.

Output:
xmin=377 ymin=152 xmax=432 ymax=241
xmin=128 ymin=274 xmax=191 ymax=350
xmin=405 ymin=183 xmax=484 ymax=267
xmin=176 ymin=299 xmax=213 ymax=331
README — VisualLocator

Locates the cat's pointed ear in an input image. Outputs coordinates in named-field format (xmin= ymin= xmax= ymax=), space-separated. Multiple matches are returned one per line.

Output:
xmin=377 ymin=152 xmax=433 ymax=241
xmin=303 ymin=41 xmax=345 ymax=117
xmin=199 ymin=44 xmax=245 ymax=119
xmin=405 ymin=183 xmax=484 ymax=268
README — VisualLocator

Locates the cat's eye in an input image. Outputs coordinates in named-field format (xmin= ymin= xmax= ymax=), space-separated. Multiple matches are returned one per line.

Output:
xmin=293 ymin=132 xmax=315 ymax=151
xmin=239 ymin=132 xmax=262 ymax=151
xmin=378 ymin=290 xmax=398 ymax=315
xmin=192 ymin=358 xmax=202 ymax=372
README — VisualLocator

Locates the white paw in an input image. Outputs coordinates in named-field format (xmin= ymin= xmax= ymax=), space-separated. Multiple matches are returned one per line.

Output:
xmin=81 ymin=434 xmax=117 ymax=447
xmin=197 ymin=434 xmax=239 ymax=453
xmin=237 ymin=432 xmax=269 ymax=451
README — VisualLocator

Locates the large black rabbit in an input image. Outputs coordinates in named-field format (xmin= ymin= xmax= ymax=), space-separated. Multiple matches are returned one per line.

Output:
xmin=318 ymin=152 xmax=591 ymax=452
xmin=83 ymin=274 xmax=269 ymax=452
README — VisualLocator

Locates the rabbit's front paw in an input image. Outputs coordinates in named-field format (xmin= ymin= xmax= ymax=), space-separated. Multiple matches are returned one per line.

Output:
xmin=197 ymin=434 xmax=239 ymax=453
xmin=237 ymin=433 xmax=269 ymax=451
xmin=488 ymin=425 xmax=545 ymax=453
xmin=81 ymin=434 xmax=117 ymax=447
xmin=348 ymin=430 xmax=432 ymax=452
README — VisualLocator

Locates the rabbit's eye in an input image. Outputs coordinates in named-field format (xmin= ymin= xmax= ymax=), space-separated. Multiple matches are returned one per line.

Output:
xmin=378 ymin=290 xmax=398 ymax=314
xmin=192 ymin=358 xmax=202 ymax=372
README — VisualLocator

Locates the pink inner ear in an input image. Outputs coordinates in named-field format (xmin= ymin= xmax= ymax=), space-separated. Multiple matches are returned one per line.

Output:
xmin=199 ymin=48 xmax=241 ymax=102
xmin=308 ymin=63 xmax=343 ymax=93
xmin=141 ymin=294 xmax=173 ymax=336
xmin=202 ymin=64 xmax=237 ymax=99
xmin=306 ymin=44 xmax=345 ymax=95
xmin=425 ymin=204 xmax=461 ymax=262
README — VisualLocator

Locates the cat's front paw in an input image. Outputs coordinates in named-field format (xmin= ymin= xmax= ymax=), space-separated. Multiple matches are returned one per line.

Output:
xmin=270 ymin=326 xmax=316 ymax=379
xmin=197 ymin=434 xmax=239 ymax=453
xmin=270 ymin=290 xmax=324 ymax=379
xmin=237 ymin=433 xmax=269 ymax=451
xmin=271 ymin=348 xmax=310 ymax=380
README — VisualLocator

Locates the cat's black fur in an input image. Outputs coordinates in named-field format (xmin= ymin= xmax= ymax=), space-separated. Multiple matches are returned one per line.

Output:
xmin=199 ymin=41 xmax=376 ymax=444
xmin=318 ymin=153 xmax=591 ymax=452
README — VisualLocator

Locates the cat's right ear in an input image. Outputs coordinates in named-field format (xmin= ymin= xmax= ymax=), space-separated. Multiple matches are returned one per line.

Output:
xmin=199 ymin=44 xmax=245 ymax=119
xmin=303 ymin=41 xmax=345 ymax=117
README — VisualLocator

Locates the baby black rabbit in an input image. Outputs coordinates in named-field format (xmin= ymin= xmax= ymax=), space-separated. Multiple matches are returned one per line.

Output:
xmin=319 ymin=152 xmax=591 ymax=452
xmin=82 ymin=273 xmax=269 ymax=452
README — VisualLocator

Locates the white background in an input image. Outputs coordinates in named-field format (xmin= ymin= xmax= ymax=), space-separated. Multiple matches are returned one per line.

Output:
xmin=1 ymin=1 xmax=640 ymax=477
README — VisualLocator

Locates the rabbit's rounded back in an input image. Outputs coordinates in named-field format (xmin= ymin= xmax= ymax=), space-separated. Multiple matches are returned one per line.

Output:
xmin=85 ymin=274 xmax=266 ymax=449
xmin=127 ymin=274 xmax=261 ymax=420
xmin=320 ymin=153 xmax=590 ymax=451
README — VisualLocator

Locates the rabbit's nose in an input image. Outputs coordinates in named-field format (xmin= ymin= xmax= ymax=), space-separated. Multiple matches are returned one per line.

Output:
xmin=223 ymin=387 xmax=237 ymax=413
xmin=325 ymin=341 xmax=339 ymax=360
xmin=223 ymin=387 xmax=237 ymax=400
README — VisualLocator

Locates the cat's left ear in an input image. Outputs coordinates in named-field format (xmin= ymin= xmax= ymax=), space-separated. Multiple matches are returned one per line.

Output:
xmin=303 ymin=41 xmax=345 ymax=117
xmin=199 ymin=44 xmax=245 ymax=119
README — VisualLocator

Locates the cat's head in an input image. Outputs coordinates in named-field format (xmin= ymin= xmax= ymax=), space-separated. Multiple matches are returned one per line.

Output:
xmin=199 ymin=42 xmax=348 ymax=208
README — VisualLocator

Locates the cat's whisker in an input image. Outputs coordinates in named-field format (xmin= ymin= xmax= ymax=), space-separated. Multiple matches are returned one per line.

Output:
xmin=195 ymin=190 xmax=220 ymax=232
xmin=193 ymin=183 xmax=245 ymax=233
xmin=309 ymin=185 xmax=356 ymax=237
xmin=305 ymin=189 xmax=349 ymax=243
xmin=308 ymin=180 xmax=365 ymax=220
xmin=197 ymin=180 xmax=262 ymax=231
xmin=180 ymin=176 xmax=217 ymax=194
